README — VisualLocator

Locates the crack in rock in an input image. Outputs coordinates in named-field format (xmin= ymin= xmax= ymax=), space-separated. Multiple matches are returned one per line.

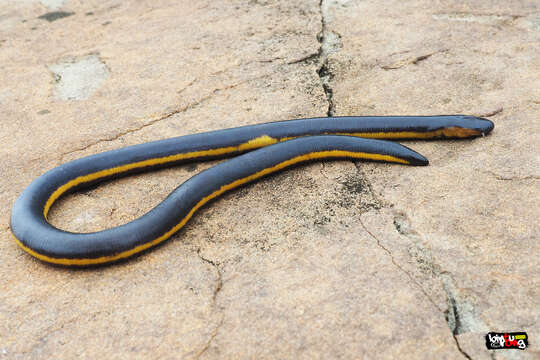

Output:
xmin=432 ymin=13 xmax=523 ymax=25
xmin=287 ymin=52 xmax=319 ymax=65
xmin=482 ymin=170 xmax=539 ymax=181
xmin=359 ymin=218 xmax=440 ymax=311
xmin=475 ymin=107 xmax=503 ymax=118
xmin=58 ymin=97 xmax=208 ymax=162
xmin=195 ymin=249 xmax=224 ymax=358
xmin=193 ymin=318 xmax=223 ymax=360
xmin=441 ymin=274 xmax=490 ymax=360
xmin=393 ymin=212 xmax=490 ymax=359
xmin=452 ymin=334 xmax=473 ymax=360
xmin=360 ymin=214 xmax=478 ymax=360
xmin=58 ymin=75 xmax=267 ymax=162
xmin=393 ymin=215 xmax=484 ymax=332
xmin=197 ymin=249 xmax=223 ymax=307
xmin=392 ymin=212 xmax=444 ymax=279
xmin=316 ymin=0 xmax=342 ymax=116
xmin=441 ymin=274 xmax=488 ymax=335
xmin=381 ymin=49 xmax=449 ymax=70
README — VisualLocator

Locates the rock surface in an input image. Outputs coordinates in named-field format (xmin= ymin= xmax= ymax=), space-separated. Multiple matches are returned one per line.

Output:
xmin=1 ymin=0 xmax=538 ymax=359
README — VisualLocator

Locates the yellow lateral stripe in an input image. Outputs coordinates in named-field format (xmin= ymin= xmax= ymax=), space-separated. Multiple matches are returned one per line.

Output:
xmin=333 ymin=128 xmax=482 ymax=139
xmin=21 ymin=150 xmax=408 ymax=266
xmin=280 ymin=128 xmax=482 ymax=142
xmin=43 ymin=135 xmax=279 ymax=218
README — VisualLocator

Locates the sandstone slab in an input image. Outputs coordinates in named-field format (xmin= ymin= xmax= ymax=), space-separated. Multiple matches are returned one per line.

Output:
xmin=1 ymin=0 xmax=538 ymax=359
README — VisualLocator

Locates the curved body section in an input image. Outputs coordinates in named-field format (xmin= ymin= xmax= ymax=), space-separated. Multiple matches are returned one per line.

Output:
xmin=10 ymin=115 xmax=493 ymax=266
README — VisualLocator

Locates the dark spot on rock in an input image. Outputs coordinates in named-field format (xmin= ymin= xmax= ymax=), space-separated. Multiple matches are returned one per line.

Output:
xmin=102 ymin=21 xmax=111 ymax=26
xmin=314 ymin=213 xmax=331 ymax=226
xmin=185 ymin=163 xmax=198 ymax=172
xmin=38 ymin=11 xmax=75 ymax=22
xmin=341 ymin=175 xmax=366 ymax=194
xmin=31 ymin=27 xmax=37 ymax=30
xmin=393 ymin=218 xmax=403 ymax=233
xmin=313 ymin=202 xmax=337 ymax=226
xmin=393 ymin=213 xmax=413 ymax=235
xmin=339 ymin=173 xmax=382 ymax=212
xmin=85 ymin=12 xmax=94 ymax=16
xmin=37 ymin=109 xmax=50 ymax=115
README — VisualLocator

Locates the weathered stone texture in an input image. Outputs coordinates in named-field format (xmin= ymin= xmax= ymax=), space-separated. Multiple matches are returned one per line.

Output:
xmin=1 ymin=0 xmax=538 ymax=359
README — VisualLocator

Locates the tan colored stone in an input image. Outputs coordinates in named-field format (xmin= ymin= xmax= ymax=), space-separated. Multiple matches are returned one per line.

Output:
xmin=1 ymin=0 xmax=538 ymax=359
xmin=324 ymin=0 xmax=539 ymax=358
